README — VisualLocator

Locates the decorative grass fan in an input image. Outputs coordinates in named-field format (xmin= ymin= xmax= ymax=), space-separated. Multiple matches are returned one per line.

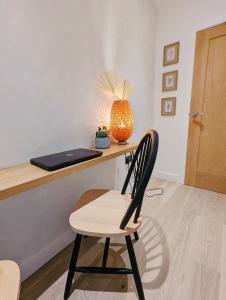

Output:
xmin=97 ymin=71 xmax=133 ymax=99
xmin=96 ymin=71 xmax=121 ymax=94
xmin=114 ymin=79 xmax=133 ymax=99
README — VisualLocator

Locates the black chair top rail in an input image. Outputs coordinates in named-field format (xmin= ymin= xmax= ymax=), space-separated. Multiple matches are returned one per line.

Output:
xmin=120 ymin=129 xmax=159 ymax=230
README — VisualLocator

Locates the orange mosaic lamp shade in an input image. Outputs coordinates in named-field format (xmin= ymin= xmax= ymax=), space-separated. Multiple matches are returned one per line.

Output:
xmin=110 ymin=100 xmax=134 ymax=144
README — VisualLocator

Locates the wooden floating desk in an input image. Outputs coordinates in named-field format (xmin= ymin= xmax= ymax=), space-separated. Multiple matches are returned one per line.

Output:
xmin=0 ymin=143 xmax=137 ymax=201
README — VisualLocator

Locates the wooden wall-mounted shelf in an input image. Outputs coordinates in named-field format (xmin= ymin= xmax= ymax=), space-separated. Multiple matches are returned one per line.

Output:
xmin=0 ymin=143 xmax=137 ymax=201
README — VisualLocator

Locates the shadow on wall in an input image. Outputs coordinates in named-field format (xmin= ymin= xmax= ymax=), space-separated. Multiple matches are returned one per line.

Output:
xmin=0 ymin=159 xmax=117 ymax=280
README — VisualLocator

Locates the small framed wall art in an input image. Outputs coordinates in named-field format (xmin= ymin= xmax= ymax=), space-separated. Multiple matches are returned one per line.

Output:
xmin=163 ymin=42 xmax=180 ymax=66
xmin=161 ymin=97 xmax=176 ymax=116
xmin=162 ymin=70 xmax=178 ymax=92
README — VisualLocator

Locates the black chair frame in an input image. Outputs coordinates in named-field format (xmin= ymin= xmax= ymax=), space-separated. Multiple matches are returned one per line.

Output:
xmin=64 ymin=130 xmax=159 ymax=300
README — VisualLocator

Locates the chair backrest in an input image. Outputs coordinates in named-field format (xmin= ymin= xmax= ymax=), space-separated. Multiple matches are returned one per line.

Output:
xmin=120 ymin=129 xmax=159 ymax=229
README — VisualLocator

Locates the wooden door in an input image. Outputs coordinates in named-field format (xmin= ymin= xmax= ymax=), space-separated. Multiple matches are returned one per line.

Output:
xmin=185 ymin=23 xmax=226 ymax=194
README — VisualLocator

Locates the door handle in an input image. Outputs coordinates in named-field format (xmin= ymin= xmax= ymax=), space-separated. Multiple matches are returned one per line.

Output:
xmin=190 ymin=112 xmax=205 ymax=118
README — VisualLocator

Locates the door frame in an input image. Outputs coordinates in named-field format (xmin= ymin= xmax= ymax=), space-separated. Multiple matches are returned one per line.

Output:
xmin=185 ymin=22 xmax=226 ymax=186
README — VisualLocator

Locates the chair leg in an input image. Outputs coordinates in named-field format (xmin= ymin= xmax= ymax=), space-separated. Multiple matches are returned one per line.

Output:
xmin=134 ymin=232 xmax=139 ymax=241
xmin=102 ymin=237 xmax=110 ymax=267
xmin=125 ymin=235 xmax=145 ymax=300
xmin=64 ymin=234 xmax=82 ymax=300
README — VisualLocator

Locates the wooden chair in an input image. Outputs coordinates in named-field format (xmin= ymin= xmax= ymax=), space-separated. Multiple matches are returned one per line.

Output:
xmin=64 ymin=129 xmax=159 ymax=300
xmin=0 ymin=260 xmax=21 ymax=300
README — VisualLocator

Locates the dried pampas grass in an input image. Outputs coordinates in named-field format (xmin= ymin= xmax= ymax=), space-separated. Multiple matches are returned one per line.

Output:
xmin=97 ymin=71 xmax=133 ymax=99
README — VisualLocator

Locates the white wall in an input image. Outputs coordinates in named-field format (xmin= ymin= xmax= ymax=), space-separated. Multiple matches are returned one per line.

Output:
xmin=0 ymin=0 xmax=156 ymax=279
xmin=153 ymin=0 xmax=226 ymax=183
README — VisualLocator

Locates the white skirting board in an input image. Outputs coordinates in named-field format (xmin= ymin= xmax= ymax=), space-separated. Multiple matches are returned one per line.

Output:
xmin=19 ymin=230 xmax=74 ymax=281
xmin=153 ymin=169 xmax=181 ymax=183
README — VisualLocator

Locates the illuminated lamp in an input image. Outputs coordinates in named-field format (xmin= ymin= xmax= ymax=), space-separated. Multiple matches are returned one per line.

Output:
xmin=110 ymin=100 xmax=134 ymax=144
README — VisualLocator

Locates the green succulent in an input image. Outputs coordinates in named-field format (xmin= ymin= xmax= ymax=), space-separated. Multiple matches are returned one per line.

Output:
xmin=96 ymin=126 xmax=110 ymax=138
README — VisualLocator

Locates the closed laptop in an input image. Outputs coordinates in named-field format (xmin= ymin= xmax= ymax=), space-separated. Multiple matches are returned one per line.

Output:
xmin=30 ymin=148 xmax=103 ymax=171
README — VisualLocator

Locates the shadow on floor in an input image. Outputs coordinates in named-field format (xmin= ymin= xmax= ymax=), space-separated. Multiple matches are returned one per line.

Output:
xmin=66 ymin=215 xmax=170 ymax=297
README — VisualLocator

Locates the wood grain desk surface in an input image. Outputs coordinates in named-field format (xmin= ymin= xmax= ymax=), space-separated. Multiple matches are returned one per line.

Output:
xmin=0 ymin=143 xmax=137 ymax=201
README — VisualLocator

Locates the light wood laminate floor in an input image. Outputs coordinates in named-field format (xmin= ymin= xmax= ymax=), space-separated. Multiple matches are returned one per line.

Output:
xmin=21 ymin=178 xmax=226 ymax=300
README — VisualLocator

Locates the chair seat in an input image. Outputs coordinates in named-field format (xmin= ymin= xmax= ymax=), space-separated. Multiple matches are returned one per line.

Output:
xmin=70 ymin=189 xmax=142 ymax=237
xmin=72 ymin=189 xmax=110 ymax=212
xmin=0 ymin=260 xmax=20 ymax=300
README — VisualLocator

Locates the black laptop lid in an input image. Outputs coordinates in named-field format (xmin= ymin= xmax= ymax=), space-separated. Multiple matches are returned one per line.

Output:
xmin=30 ymin=148 xmax=103 ymax=171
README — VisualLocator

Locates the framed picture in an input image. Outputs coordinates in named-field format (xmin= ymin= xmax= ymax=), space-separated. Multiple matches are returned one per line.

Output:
xmin=163 ymin=42 xmax=180 ymax=66
xmin=161 ymin=97 xmax=176 ymax=116
xmin=162 ymin=70 xmax=178 ymax=92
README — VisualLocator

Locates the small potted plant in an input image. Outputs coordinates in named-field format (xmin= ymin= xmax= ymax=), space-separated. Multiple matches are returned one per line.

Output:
xmin=95 ymin=126 xmax=111 ymax=149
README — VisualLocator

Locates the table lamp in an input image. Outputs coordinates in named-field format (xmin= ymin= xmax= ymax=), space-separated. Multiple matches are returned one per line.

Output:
xmin=110 ymin=99 xmax=134 ymax=144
